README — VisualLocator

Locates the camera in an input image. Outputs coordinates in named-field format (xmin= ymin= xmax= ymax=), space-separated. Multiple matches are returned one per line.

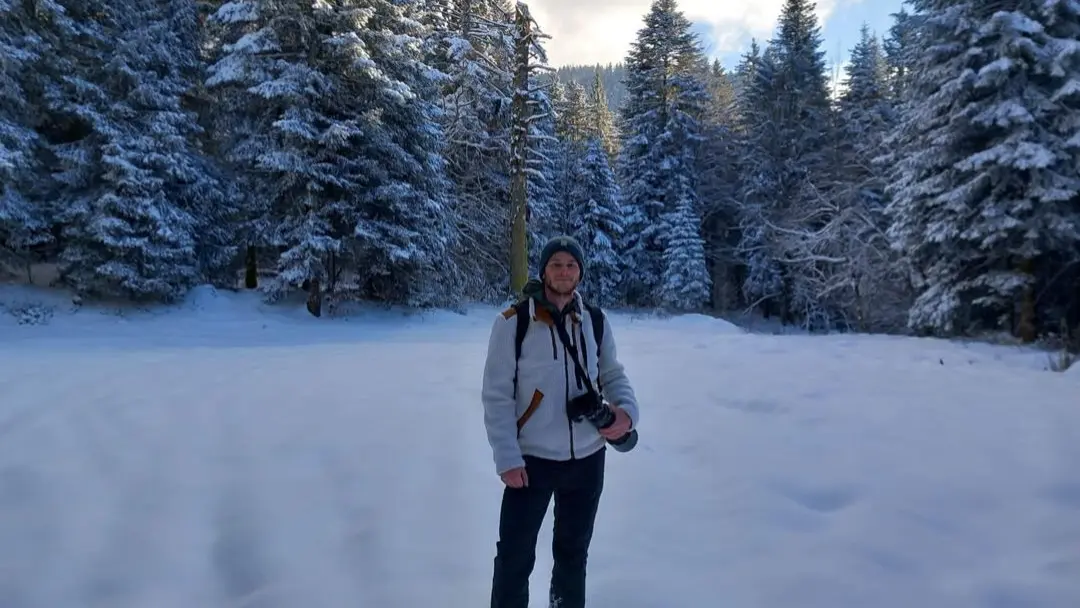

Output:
xmin=567 ymin=393 xmax=639 ymax=452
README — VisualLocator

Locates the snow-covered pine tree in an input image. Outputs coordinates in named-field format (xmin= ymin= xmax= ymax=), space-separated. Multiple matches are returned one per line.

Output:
xmin=544 ymin=77 xmax=575 ymax=236
xmin=734 ymin=45 xmax=787 ymax=318
xmin=0 ymin=0 xmax=53 ymax=275
xmin=548 ymin=71 xmax=618 ymax=245
xmin=570 ymin=138 xmax=623 ymax=306
xmin=546 ymin=74 xmax=589 ymax=239
xmin=660 ymin=188 xmax=710 ymax=311
xmin=58 ymin=0 xmax=218 ymax=301
xmin=560 ymin=80 xmax=591 ymax=140
xmin=734 ymin=0 xmax=835 ymax=326
xmin=204 ymin=0 xmax=335 ymax=303
xmin=150 ymin=0 xmax=240 ymax=287
xmin=882 ymin=6 xmax=922 ymax=100
xmin=586 ymin=68 xmax=620 ymax=161
xmin=697 ymin=59 xmax=741 ymax=311
xmin=524 ymin=61 xmax=560 ymax=272
xmin=35 ymin=0 xmax=215 ymax=301
xmin=826 ymin=23 xmax=911 ymax=331
xmin=1039 ymin=0 xmax=1080 ymax=342
xmin=207 ymin=0 xmax=457 ymax=308
xmin=437 ymin=0 xmax=516 ymax=301
xmin=14 ymin=0 xmax=112 ymax=282
xmin=616 ymin=0 xmax=710 ymax=308
xmin=885 ymin=0 xmax=1080 ymax=339
xmin=344 ymin=0 xmax=459 ymax=307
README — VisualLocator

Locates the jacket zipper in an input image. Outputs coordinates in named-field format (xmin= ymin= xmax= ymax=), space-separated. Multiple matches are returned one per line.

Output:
xmin=550 ymin=320 xmax=576 ymax=460
xmin=564 ymin=319 xmax=575 ymax=459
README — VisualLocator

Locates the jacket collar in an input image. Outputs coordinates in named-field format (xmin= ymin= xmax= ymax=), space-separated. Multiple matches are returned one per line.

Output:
xmin=527 ymin=290 xmax=583 ymax=326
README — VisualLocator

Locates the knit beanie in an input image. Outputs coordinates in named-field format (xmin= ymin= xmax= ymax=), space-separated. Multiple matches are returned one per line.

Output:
xmin=539 ymin=235 xmax=585 ymax=280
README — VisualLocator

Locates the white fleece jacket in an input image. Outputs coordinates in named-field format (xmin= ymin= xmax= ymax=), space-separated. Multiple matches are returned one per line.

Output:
xmin=481 ymin=293 xmax=640 ymax=475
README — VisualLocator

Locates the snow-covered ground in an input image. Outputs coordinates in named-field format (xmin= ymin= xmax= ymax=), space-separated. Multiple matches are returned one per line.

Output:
xmin=1 ymin=284 xmax=1078 ymax=607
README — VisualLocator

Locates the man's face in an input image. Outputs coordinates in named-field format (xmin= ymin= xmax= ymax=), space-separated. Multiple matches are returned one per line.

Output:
xmin=544 ymin=251 xmax=580 ymax=295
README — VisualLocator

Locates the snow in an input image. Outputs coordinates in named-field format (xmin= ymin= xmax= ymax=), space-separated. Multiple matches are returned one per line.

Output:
xmin=1 ymin=284 xmax=1078 ymax=607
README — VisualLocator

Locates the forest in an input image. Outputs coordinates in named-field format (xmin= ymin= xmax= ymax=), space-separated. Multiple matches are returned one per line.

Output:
xmin=1 ymin=0 xmax=1078 ymax=349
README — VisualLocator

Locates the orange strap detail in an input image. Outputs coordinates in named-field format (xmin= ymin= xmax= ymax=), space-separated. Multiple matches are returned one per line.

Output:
xmin=516 ymin=389 xmax=544 ymax=435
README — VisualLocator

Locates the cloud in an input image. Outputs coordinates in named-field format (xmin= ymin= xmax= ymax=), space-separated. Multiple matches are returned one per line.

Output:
xmin=522 ymin=0 xmax=839 ymax=66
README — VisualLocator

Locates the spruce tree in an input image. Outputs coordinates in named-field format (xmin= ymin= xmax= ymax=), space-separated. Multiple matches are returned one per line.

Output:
xmin=734 ymin=0 xmax=835 ymax=325
xmin=698 ymin=60 xmax=741 ymax=310
xmin=885 ymin=0 xmax=1080 ymax=337
xmin=831 ymin=24 xmax=910 ymax=330
xmin=883 ymin=7 xmax=921 ymax=99
xmin=437 ymin=0 xmax=516 ymax=301
xmin=0 ymin=0 xmax=52 ymax=272
xmin=587 ymin=68 xmax=620 ymax=160
xmin=346 ymin=0 xmax=459 ymax=306
xmin=52 ymin=0 xmax=213 ymax=301
xmin=206 ymin=0 xmax=457 ymax=307
xmin=616 ymin=0 xmax=710 ymax=307
xmin=571 ymin=138 xmax=624 ymax=306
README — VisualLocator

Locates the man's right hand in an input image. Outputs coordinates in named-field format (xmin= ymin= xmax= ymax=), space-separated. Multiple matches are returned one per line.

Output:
xmin=500 ymin=466 xmax=528 ymax=488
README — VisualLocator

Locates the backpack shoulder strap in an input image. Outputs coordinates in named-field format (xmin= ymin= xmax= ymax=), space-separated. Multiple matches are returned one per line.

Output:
xmin=512 ymin=299 xmax=530 ymax=397
xmin=583 ymin=301 xmax=604 ymax=350
xmin=514 ymin=299 xmax=530 ymax=361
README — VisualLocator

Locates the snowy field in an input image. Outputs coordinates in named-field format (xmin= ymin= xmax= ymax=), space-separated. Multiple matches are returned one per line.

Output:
xmin=1 ymin=284 xmax=1078 ymax=608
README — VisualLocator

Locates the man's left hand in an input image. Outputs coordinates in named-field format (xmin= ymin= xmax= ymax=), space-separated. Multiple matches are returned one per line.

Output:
xmin=599 ymin=405 xmax=632 ymax=440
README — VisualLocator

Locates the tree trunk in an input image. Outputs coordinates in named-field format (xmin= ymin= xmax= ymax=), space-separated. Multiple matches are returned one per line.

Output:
xmin=1016 ymin=257 xmax=1036 ymax=343
xmin=508 ymin=3 xmax=531 ymax=298
xmin=306 ymin=277 xmax=322 ymax=318
xmin=244 ymin=245 xmax=258 ymax=288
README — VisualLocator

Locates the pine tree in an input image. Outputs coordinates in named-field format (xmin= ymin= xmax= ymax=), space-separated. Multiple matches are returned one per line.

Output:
xmin=885 ymin=0 xmax=1080 ymax=337
xmin=560 ymin=80 xmax=590 ymax=140
xmin=734 ymin=0 xmax=835 ymax=326
xmin=206 ymin=0 xmax=457 ymax=308
xmin=0 ymin=0 xmax=53 ymax=273
xmin=828 ymin=24 xmax=911 ymax=331
xmin=660 ymin=194 xmax=710 ymax=311
xmin=526 ymin=69 xmax=560 ymax=271
xmin=616 ymin=0 xmax=710 ymax=307
xmin=547 ymin=73 xmax=592 ymax=243
xmin=346 ymin=0 xmax=459 ymax=307
xmin=437 ymin=0 xmax=516 ymax=301
xmin=587 ymin=68 xmax=620 ymax=160
xmin=570 ymin=138 xmax=624 ymax=306
xmin=45 ymin=0 xmax=213 ymax=301
xmin=882 ymin=7 xmax=921 ymax=99
xmin=698 ymin=59 xmax=741 ymax=310
xmin=205 ymin=0 xmax=331 ymax=302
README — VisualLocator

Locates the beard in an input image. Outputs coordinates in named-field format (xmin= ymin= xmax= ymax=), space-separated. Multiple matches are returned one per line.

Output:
xmin=544 ymin=276 xmax=578 ymax=296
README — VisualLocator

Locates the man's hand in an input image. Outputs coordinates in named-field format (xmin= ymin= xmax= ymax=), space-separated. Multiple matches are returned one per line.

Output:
xmin=500 ymin=466 xmax=528 ymax=488
xmin=599 ymin=405 xmax=632 ymax=440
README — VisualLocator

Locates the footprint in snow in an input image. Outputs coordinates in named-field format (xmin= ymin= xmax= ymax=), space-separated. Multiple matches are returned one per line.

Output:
xmin=771 ymin=479 xmax=860 ymax=513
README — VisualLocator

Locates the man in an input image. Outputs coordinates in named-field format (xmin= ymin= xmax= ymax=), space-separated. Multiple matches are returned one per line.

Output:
xmin=481 ymin=234 xmax=641 ymax=608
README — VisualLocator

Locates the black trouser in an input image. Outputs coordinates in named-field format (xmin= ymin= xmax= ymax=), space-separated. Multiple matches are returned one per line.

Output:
xmin=490 ymin=448 xmax=606 ymax=608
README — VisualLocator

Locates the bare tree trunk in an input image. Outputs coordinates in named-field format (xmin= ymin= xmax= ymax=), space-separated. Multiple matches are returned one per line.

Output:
xmin=306 ymin=277 xmax=322 ymax=318
xmin=244 ymin=245 xmax=258 ymax=288
xmin=1016 ymin=257 xmax=1036 ymax=343
xmin=458 ymin=0 xmax=472 ymax=38
xmin=508 ymin=3 xmax=531 ymax=297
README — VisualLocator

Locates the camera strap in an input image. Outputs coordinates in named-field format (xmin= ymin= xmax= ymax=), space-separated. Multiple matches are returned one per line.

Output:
xmin=551 ymin=312 xmax=601 ymax=400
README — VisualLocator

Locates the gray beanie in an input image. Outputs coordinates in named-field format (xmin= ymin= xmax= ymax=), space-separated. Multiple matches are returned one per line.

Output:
xmin=539 ymin=235 xmax=585 ymax=280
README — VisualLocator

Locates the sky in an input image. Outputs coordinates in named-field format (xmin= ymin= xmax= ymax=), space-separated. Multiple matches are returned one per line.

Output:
xmin=523 ymin=0 xmax=907 ymax=73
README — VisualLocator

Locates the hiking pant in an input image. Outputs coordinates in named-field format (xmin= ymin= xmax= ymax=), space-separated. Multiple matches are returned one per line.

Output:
xmin=490 ymin=447 xmax=605 ymax=608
